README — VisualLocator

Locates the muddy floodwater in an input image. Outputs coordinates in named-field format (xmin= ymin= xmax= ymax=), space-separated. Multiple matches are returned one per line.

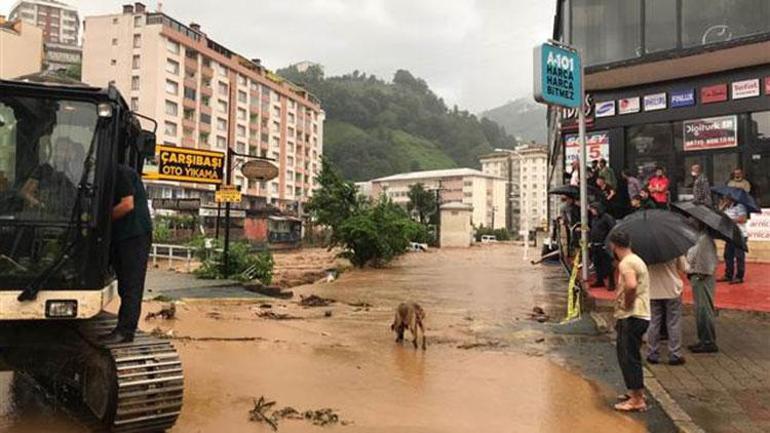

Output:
xmin=0 ymin=245 xmax=654 ymax=433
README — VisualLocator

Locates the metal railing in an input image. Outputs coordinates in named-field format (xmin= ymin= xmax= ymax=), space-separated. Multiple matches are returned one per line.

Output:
xmin=150 ymin=244 xmax=196 ymax=272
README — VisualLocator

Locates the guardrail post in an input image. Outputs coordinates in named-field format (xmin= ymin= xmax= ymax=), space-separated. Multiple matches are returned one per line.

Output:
xmin=168 ymin=245 xmax=173 ymax=270
xmin=152 ymin=244 xmax=157 ymax=268
xmin=186 ymin=248 xmax=192 ymax=272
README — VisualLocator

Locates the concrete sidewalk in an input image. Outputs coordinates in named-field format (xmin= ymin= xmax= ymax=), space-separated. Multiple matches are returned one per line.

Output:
xmin=144 ymin=268 xmax=258 ymax=299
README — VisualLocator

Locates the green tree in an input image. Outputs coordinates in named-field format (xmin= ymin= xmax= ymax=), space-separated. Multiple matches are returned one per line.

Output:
xmin=406 ymin=183 xmax=437 ymax=224
xmin=305 ymin=158 xmax=364 ymax=245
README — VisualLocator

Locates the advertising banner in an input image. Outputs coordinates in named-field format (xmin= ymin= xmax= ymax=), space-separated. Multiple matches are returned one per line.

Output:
xmin=670 ymin=89 xmax=695 ymax=108
xmin=594 ymin=101 xmax=615 ymax=118
xmin=618 ymin=97 xmax=640 ymax=114
xmin=747 ymin=209 xmax=770 ymax=242
xmin=564 ymin=130 xmax=609 ymax=172
xmin=643 ymin=93 xmax=667 ymax=111
xmin=701 ymin=84 xmax=728 ymax=104
xmin=683 ymin=116 xmax=738 ymax=151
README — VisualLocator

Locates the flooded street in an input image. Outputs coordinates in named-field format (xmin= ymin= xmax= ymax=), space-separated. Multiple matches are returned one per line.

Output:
xmin=0 ymin=244 xmax=670 ymax=432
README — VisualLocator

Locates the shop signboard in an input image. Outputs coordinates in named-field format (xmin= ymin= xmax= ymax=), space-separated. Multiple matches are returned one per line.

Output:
xmin=533 ymin=43 xmax=583 ymax=108
xmin=564 ymin=130 xmax=609 ymax=171
xmin=215 ymin=185 xmax=242 ymax=203
xmin=732 ymin=79 xmax=760 ymax=99
xmin=764 ymin=77 xmax=770 ymax=95
xmin=683 ymin=115 xmax=738 ymax=151
xmin=643 ymin=93 xmax=667 ymax=111
xmin=594 ymin=100 xmax=615 ymax=118
xmin=199 ymin=207 xmax=246 ymax=218
xmin=747 ymin=209 xmax=770 ymax=242
xmin=670 ymin=89 xmax=695 ymax=108
xmin=618 ymin=97 xmax=640 ymax=114
xmin=145 ymin=146 xmax=225 ymax=184
xmin=701 ymin=84 xmax=728 ymax=104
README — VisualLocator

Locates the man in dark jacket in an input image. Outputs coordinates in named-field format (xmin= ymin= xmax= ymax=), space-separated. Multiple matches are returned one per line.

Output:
xmin=589 ymin=202 xmax=616 ymax=289
xmin=100 ymin=164 xmax=153 ymax=344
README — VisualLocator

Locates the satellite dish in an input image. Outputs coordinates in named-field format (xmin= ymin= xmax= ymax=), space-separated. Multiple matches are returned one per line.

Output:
xmin=241 ymin=159 xmax=279 ymax=181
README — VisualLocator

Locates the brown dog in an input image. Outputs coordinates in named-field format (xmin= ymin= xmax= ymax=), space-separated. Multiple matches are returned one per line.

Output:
xmin=390 ymin=302 xmax=426 ymax=350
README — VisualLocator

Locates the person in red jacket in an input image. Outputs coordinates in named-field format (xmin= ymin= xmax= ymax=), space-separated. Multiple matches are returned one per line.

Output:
xmin=647 ymin=166 xmax=670 ymax=208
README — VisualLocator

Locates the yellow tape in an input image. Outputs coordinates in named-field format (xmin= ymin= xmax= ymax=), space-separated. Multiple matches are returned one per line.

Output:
xmin=563 ymin=250 xmax=582 ymax=322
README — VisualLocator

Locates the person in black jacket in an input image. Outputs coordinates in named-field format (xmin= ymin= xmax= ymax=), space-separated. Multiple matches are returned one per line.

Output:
xmin=589 ymin=202 xmax=616 ymax=289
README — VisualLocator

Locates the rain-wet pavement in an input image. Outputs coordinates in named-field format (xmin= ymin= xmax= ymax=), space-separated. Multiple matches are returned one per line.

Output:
xmin=0 ymin=244 xmax=677 ymax=432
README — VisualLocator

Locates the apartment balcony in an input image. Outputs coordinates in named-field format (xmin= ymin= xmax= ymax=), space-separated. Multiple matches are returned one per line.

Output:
xmin=201 ymin=64 xmax=213 ymax=78
xmin=200 ymin=84 xmax=213 ymax=97
xmin=200 ymin=104 xmax=212 ymax=115
xmin=184 ymin=56 xmax=198 ymax=71
xmin=199 ymin=122 xmax=211 ymax=134
xmin=184 ymin=77 xmax=197 ymax=89
xmin=249 ymin=137 xmax=259 ymax=147
xmin=182 ymin=117 xmax=196 ymax=131
xmin=182 ymin=135 xmax=195 ymax=148
xmin=250 ymin=104 xmax=260 ymax=114
xmin=183 ymin=97 xmax=197 ymax=110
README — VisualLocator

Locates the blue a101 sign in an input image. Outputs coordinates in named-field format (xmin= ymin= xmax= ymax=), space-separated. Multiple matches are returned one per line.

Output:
xmin=533 ymin=43 xmax=582 ymax=109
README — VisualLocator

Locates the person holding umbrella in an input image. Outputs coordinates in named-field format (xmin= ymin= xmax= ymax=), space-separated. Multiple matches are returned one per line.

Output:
xmin=608 ymin=230 xmax=651 ymax=412
xmin=719 ymin=195 xmax=748 ymax=284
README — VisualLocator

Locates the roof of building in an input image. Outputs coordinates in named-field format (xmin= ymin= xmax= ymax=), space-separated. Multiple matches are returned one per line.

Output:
xmin=371 ymin=168 xmax=502 ymax=183
xmin=441 ymin=201 xmax=473 ymax=211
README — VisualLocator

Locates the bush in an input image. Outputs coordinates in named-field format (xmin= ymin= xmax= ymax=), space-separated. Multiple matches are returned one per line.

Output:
xmin=192 ymin=239 xmax=274 ymax=283
xmin=153 ymin=218 xmax=171 ymax=243
xmin=474 ymin=225 xmax=511 ymax=242
xmin=337 ymin=199 xmax=428 ymax=267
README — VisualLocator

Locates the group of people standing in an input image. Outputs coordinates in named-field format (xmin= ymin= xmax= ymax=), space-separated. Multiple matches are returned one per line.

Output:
xmin=562 ymin=159 xmax=757 ymax=413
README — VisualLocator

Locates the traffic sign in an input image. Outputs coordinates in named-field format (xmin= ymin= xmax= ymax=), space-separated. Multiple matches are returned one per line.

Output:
xmin=215 ymin=185 xmax=242 ymax=203
xmin=533 ymin=43 xmax=582 ymax=108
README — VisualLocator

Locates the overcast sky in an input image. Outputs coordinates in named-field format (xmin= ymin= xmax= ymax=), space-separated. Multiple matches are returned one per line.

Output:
xmin=1 ymin=0 xmax=554 ymax=112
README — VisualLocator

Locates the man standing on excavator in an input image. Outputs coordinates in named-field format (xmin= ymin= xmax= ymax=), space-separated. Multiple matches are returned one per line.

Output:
xmin=100 ymin=164 xmax=153 ymax=344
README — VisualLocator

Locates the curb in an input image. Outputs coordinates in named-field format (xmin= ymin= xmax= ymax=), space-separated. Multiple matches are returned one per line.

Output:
xmin=587 ymin=309 xmax=707 ymax=433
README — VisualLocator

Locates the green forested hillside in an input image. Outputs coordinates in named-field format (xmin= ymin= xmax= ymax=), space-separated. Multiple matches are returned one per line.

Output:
xmin=276 ymin=65 xmax=515 ymax=181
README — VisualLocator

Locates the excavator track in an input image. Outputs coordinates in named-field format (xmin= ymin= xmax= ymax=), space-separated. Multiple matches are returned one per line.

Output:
xmin=78 ymin=314 xmax=184 ymax=432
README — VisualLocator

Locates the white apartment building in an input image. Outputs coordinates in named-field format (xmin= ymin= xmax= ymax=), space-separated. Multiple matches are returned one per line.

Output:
xmin=480 ymin=144 xmax=548 ymax=234
xmin=0 ymin=17 xmax=43 ymax=79
xmin=81 ymin=3 xmax=324 ymax=213
xmin=369 ymin=168 xmax=507 ymax=230
xmin=8 ymin=0 xmax=81 ymax=71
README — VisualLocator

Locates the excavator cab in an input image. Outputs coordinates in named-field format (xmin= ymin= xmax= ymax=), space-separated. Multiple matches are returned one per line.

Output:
xmin=0 ymin=79 xmax=182 ymax=432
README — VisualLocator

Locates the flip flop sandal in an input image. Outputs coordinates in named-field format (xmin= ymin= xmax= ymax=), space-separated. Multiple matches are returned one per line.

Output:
xmin=616 ymin=394 xmax=647 ymax=402
xmin=614 ymin=400 xmax=648 ymax=412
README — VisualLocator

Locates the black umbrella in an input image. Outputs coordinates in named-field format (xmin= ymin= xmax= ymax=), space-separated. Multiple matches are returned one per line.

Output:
xmin=711 ymin=186 xmax=761 ymax=213
xmin=549 ymin=184 xmax=603 ymax=200
xmin=671 ymin=201 xmax=748 ymax=252
xmin=606 ymin=209 xmax=698 ymax=264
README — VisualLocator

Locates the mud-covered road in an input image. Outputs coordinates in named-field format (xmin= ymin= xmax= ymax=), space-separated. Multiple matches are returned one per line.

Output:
xmin=0 ymin=244 xmax=676 ymax=432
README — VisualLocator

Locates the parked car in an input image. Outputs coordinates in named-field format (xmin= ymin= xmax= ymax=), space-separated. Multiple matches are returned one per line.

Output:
xmin=480 ymin=235 xmax=497 ymax=243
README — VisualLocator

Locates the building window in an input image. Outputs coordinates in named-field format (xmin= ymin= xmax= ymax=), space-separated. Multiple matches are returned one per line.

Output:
xmin=133 ymin=34 xmax=141 ymax=48
xmin=131 ymin=76 xmax=140 ymax=90
xmin=217 ymin=99 xmax=228 ymax=113
xmin=200 ymin=113 xmax=212 ymax=124
xmin=238 ymin=90 xmax=247 ymax=103
xmin=184 ymin=87 xmax=197 ymax=101
xmin=111 ymin=38 xmax=118 ymax=46
xmin=237 ymin=125 xmax=246 ymax=137
xmin=217 ymin=81 xmax=228 ymax=95
xmin=571 ymin=0 xmax=640 ymax=66
xmin=130 ymin=97 xmax=139 ymax=111
xmin=237 ymin=108 xmax=247 ymax=121
xmin=164 ymin=121 xmax=178 ymax=137
xmin=166 ymin=39 xmax=180 ymax=54
xmin=166 ymin=59 xmax=180 ymax=75
xmin=272 ymin=106 xmax=280 ymax=118
xmin=217 ymin=118 xmax=227 ymax=132
xmin=216 ymin=136 xmax=226 ymax=148
xmin=682 ymin=0 xmax=770 ymax=48
xmin=133 ymin=15 xmax=143 ymax=27
xmin=288 ymin=112 xmax=295 ymax=124
xmin=132 ymin=55 xmax=140 ymax=69
xmin=165 ymin=79 xmax=178 ymax=95
xmin=165 ymin=100 xmax=178 ymax=116
xmin=644 ymin=0 xmax=677 ymax=54
xmin=111 ymin=59 xmax=117 ymax=66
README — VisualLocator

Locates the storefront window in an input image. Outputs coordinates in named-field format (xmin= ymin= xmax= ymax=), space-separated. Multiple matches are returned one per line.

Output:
xmin=571 ymin=0 xmax=641 ymax=66
xmin=644 ymin=0 xmax=678 ymax=53
xmin=626 ymin=123 xmax=675 ymax=184
xmin=751 ymin=111 xmax=770 ymax=146
xmin=748 ymin=153 xmax=770 ymax=207
xmin=682 ymin=0 xmax=770 ymax=48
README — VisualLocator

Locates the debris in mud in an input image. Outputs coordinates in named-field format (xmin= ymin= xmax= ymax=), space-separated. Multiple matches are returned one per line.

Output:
xmin=257 ymin=311 xmax=300 ymax=320
xmin=535 ymin=337 xmax=546 ymax=343
xmin=302 ymin=408 xmax=343 ymax=426
xmin=457 ymin=340 xmax=507 ymax=350
xmin=347 ymin=301 xmax=372 ymax=308
xmin=259 ymin=303 xmax=273 ymax=309
xmin=150 ymin=326 xmax=174 ymax=339
xmin=244 ymin=283 xmax=294 ymax=299
xmin=207 ymin=311 xmax=223 ymax=320
xmin=152 ymin=295 xmax=174 ymax=302
xmin=299 ymin=294 xmax=335 ymax=307
xmin=529 ymin=307 xmax=550 ymax=323
xmin=250 ymin=396 xmax=278 ymax=431
xmin=145 ymin=303 xmax=176 ymax=320
xmin=324 ymin=310 xmax=333 ymax=317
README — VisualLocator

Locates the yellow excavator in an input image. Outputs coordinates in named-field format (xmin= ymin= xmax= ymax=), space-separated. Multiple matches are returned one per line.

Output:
xmin=0 ymin=77 xmax=183 ymax=432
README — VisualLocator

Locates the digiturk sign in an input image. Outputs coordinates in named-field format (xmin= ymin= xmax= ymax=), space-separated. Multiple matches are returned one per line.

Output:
xmin=533 ymin=43 xmax=582 ymax=109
